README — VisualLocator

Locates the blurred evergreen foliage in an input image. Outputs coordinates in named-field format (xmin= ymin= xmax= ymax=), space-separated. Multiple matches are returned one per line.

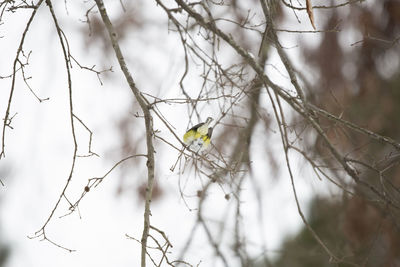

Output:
xmin=266 ymin=1 xmax=400 ymax=266
xmin=0 ymin=242 xmax=9 ymax=267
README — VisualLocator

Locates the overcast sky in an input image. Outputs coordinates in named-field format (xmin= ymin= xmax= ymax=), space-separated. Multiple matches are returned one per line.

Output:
xmin=0 ymin=1 xmax=346 ymax=266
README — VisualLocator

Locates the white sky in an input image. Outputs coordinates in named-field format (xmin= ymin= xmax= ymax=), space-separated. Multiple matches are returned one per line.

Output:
xmin=0 ymin=1 xmax=352 ymax=266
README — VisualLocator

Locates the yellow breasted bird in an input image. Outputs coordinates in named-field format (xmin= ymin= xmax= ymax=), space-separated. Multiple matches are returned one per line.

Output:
xmin=183 ymin=117 xmax=213 ymax=151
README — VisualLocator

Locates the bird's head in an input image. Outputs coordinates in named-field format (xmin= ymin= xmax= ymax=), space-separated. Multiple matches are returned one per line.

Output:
xmin=205 ymin=117 xmax=213 ymax=125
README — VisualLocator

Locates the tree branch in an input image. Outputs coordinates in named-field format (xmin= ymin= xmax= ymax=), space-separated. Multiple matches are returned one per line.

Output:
xmin=94 ymin=1 xmax=156 ymax=266
xmin=1 ymin=0 xmax=45 ymax=159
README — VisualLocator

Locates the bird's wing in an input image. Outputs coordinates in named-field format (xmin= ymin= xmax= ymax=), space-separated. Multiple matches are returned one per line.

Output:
xmin=187 ymin=122 xmax=204 ymax=132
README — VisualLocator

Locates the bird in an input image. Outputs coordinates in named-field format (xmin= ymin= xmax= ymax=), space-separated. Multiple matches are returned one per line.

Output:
xmin=183 ymin=117 xmax=213 ymax=152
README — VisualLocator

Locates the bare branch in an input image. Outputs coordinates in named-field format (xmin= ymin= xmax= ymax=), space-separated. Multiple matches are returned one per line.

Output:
xmin=66 ymin=154 xmax=147 ymax=216
xmin=281 ymin=0 xmax=364 ymax=10
xmin=94 ymin=1 xmax=156 ymax=266
xmin=31 ymin=0 xmax=78 ymax=247
xmin=1 ymin=0 xmax=45 ymax=159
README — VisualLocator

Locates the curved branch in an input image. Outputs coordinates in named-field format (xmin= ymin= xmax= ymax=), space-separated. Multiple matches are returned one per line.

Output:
xmin=1 ymin=0 xmax=45 ymax=159
xmin=29 ymin=0 xmax=78 ymax=252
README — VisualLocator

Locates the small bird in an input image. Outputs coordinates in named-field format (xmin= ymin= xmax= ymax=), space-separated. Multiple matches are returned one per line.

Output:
xmin=183 ymin=117 xmax=213 ymax=152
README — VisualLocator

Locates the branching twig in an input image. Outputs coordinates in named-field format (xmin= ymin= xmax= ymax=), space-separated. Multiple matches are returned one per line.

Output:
xmin=281 ymin=0 xmax=364 ymax=10
xmin=73 ymin=114 xmax=99 ymax=157
xmin=70 ymin=55 xmax=112 ymax=85
xmin=64 ymin=154 xmax=147 ymax=216
xmin=1 ymin=0 xmax=45 ymax=159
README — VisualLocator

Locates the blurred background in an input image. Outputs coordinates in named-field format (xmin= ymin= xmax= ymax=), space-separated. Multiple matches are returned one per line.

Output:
xmin=1 ymin=0 xmax=400 ymax=266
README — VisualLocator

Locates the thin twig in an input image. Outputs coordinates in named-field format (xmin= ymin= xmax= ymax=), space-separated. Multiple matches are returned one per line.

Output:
xmin=1 ymin=0 xmax=45 ymax=159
